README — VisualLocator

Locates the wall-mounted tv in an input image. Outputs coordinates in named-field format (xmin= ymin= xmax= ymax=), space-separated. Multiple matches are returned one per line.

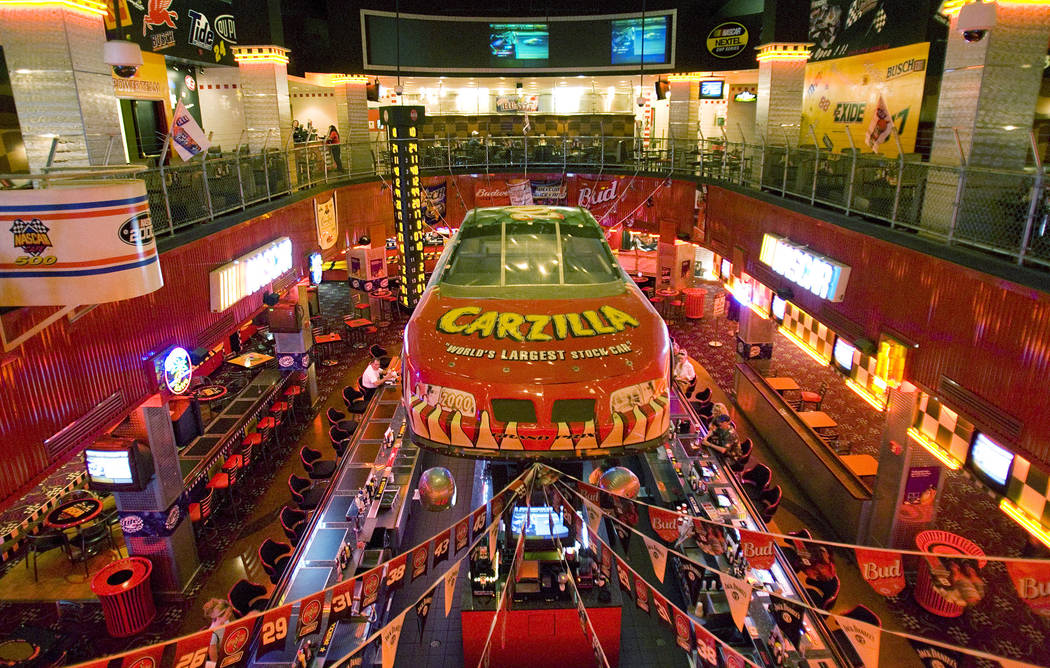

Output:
xmin=770 ymin=295 xmax=786 ymax=322
xmin=720 ymin=258 xmax=731 ymax=280
xmin=700 ymin=80 xmax=725 ymax=100
xmin=967 ymin=433 xmax=1015 ymax=495
xmin=733 ymin=89 xmax=757 ymax=102
xmin=510 ymin=506 xmax=570 ymax=541
xmin=85 ymin=438 xmax=155 ymax=492
xmin=489 ymin=23 xmax=549 ymax=61
xmin=611 ymin=15 xmax=670 ymax=65
xmin=832 ymin=337 xmax=857 ymax=375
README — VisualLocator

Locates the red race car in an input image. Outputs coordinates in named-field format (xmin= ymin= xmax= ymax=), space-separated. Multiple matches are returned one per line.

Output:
xmin=403 ymin=206 xmax=671 ymax=459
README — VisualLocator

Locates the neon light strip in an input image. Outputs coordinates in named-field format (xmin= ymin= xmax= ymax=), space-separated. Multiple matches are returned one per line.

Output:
xmin=941 ymin=0 xmax=1050 ymax=17
xmin=667 ymin=73 xmax=702 ymax=82
xmin=234 ymin=55 xmax=290 ymax=65
xmin=0 ymin=0 xmax=107 ymax=15
xmin=845 ymin=378 xmax=887 ymax=411
xmin=332 ymin=75 xmax=371 ymax=85
xmin=1000 ymin=499 xmax=1050 ymax=550
xmin=906 ymin=427 xmax=963 ymax=470
xmin=778 ymin=326 xmax=829 ymax=366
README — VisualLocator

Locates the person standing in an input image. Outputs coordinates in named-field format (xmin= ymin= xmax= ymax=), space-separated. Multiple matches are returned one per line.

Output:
xmin=326 ymin=125 xmax=343 ymax=171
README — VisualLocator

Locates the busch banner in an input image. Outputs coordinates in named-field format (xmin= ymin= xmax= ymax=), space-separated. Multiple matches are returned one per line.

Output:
xmin=855 ymin=547 xmax=905 ymax=597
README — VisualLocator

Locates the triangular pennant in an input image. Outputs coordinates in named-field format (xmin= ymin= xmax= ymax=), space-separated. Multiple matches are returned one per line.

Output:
xmin=415 ymin=584 xmax=437 ymax=640
xmin=738 ymin=528 xmax=776 ymax=570
xmin=648 ymin=505 xmax=683 ymax=544
xmin=1005 ymin=559 xmax=1050 ymax=618
xmin=837 ymin=616 xmax=881 ymax=668
xmin=854 ymin=547 xmax=905 ymax=597
xmin=614 ymin=554 xmax=633 ymax=595
xmin=768 ymin=599 xmax=805 ymax=649
xmin=218 ymin=614 xmax=260 ymax=667
xmin=643 ymin=534 xmax=668 ymax=583
xmin=584 ymin=500 xmax=604 ymax=535
xmin=996 ymin=659 xmax=1041 ymax=668
xmin=717 ymin=571 xmax=752 ymax=631
xmin=907 ymin=639 xmax=963 ymax=668
xmin=444 ymin=561 xmax=461 ymax=617
xmin=411 ymin=543 xmax=430 ymax=581
xmin=432 ymin=529 xmax=452 ymax=566
xmin=117 ymin=642 xmax=165 ymax=668
xmin=296 ymin=590 xmax=327 ymax=640
xmin=258 ymin=604 xmax=293 ymax=657
xmin=611 ymin=521 xmax=632 ymax=552
xmin=691 ymin=620 xmax=719 ymax=667
xmin=576 ymin=480 xmax=603 ymax=506
xmin=381 ymin=610 xmax=407 ymax=668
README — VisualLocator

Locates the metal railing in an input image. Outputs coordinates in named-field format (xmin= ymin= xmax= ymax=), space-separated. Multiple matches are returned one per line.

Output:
xmin=6 ymin=134 xmax=1050 ymax=271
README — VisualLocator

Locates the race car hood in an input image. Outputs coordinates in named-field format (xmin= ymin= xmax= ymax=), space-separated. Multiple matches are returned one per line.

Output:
xmin=404 ymin=282 xmax=670 ymax=386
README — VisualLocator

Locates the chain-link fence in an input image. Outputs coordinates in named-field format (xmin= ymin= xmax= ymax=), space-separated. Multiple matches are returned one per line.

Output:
xmin=6 ymin=133 xmax=1050 ymax=271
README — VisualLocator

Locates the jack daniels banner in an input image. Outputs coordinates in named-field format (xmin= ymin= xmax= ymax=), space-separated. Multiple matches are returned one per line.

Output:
xmin=67 ymin=472 xmax=532 ymax=668
xmin=551 ymin=475 xmax=1043 ymax=668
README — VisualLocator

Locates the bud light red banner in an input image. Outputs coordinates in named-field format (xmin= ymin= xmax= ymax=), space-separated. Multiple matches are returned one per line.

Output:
xmin=614 ymin=554 xmax=632 ymax=594
xmin=411 ymin=543 xmax=430 ymax=581
xmin=297 ymin=590 xmax=326 ymax=639
xmin=172 ymin=629 xmax=214 ymax=668
xmin=634 ymin=577 xmax=650 ymax=612
xmin=328 ymin=577 xmax=358 ymax=624
xmin=576 ymin=480 xmax=604 ymax=507
xmin=455 ymin=517 xmax=469 ymax=553
xmin=432 ymin=528 xmax=452 ymax=566
xmin=470 ymin=506 xmax=488 ymax=542
xmin=648 ymin=506 xmax=682 ymax=544
xmin=385 ymin=552 xmax=409 ymax=591
xmin=1005 ymin=560 xmax=1050 ymax=618
xmin=855 ymin=547 xmax=906 ymax=597
xmin=651 ymin=587 xmax=673 ymax=628
xmin=738 ymin=528 xmax=776 ymax=570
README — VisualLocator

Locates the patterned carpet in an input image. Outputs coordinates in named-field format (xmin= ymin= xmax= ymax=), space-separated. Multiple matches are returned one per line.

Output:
xmin=0 ymin=282 xmax=408 ymax=664
xmin=667 ymin=297 xmax=1050 ymax=668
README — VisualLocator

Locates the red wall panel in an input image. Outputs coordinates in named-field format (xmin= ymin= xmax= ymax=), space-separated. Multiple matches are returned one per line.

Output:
xmin=0 ymin=182 xmax=392 ymax=501
xmin=462 ymin=605 xmax=621 ymax=668
xmin=706 ymin=186 xmax=1050 ymax=465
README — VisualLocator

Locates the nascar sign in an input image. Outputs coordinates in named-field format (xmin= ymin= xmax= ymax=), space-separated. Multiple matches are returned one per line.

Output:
xmin=759 ymin=233 xmax=851 ymax=302
xmin=0 ymin=180 xmax=163 ymax=305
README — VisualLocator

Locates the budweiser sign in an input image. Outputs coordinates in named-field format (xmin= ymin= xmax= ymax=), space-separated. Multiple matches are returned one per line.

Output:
xmin=648 ymin=506 xmax=682 ymax=544
xmin=1006 ymin=560 xmax=1050 ymax=617
xmin=855 ymin=548 xmax=905 ymax=597
xmin=577 ymin=179 xmax=619 ymax=208
xmin=739 ymin=528 xmax=776 ymax=570
xmin=475 ymin=188 xmax=508 ymax=199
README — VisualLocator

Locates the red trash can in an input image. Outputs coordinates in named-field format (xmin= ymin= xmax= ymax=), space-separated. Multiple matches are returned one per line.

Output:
xmin=913 ymin=530 xmax=986 ymax=618
xmin=682 ymin=288 xmax=706 ymax=319
xmin=91 ymin=557 xmax=156 ymax=637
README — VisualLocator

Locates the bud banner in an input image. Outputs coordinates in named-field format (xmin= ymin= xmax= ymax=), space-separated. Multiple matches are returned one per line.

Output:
xmin=296 ymin=590 xmax=326 ymax=640
xmin=854 ymin=548 xmax=906 ymax=597
xmin=258 ymin=604 xmax=293 ymax=657
xmin=455 ymin=518 xmax=469 ymax=553
xmin=615 ymin=554 xmax=633 ymax=595
xmin=475 ymin=180 xmax=510 ymax=207
xmin=649 ymin=506 xmax=683 ymax=544
xmin=1005 ymin=559 xmax=1050 ymax=618
xmin=691 ymin=621 xmax=719 ymax=668
xmin=576 ymin=481 xmax=604 ymax=507
xmin=643 ymin=534 xmax=668 ymax=583
xmin=444 ymin=561 xmax=461 ymax=617
xmin=739 ymin=528 xmax=776 ymax=570
xmin=361 ymin=566 xmax=383 ymax=609
xmin=718 ymin=572 xmax=753 ymax=631
xmin=837 ymin=616 xmax=881 ymax=668
xmin=381 ymin=610 xmax=407 ymax=668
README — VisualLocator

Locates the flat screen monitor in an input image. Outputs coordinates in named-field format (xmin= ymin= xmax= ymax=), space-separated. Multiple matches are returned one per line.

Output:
xmin=733 ymin=89 xmax=757 ymax=102
xmin=611 ymin=16 xmax=670 ymax=64
xmin=770 ymin=295 xmax=786 ymax=322
xmin=968 ymin=433 xmax=1014 ymax=493
xmin=85 ymin=439 xmax=154 ymax=491
xmin=720 ymin=258 xmax=731 ymax=280
xmin=832 ymin=337 xmax=857 ymax=375
xmin=700 ymin=80 xmax=725 ymax=100
xmin=489 ymin=23 xmax=549 ymax=60
xmin=510 ymin=506 xmax=570 ymax=541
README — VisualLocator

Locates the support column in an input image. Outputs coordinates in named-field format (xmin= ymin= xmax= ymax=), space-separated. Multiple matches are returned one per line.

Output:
xmin=668 ymin=76 xmax=699 ymax=146
xmin=383 ymin=106 xmax=426 ymax=311
xmin=735 ymin=304 xmax=775 ymax=376
xmin=753 ymin=43 xmax=811 ymax=186
xmin=921 ymin=3 xmax=1050 ymax=241
xmin=233 ymin=45 xmax=292 ymax=152
xmin=0 ymin=2 xmax=122 ymax=170
xmin=334 ymin=75 xmax=373 ymax=174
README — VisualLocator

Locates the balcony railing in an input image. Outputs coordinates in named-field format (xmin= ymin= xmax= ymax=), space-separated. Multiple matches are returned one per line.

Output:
xmin=6 ymin=135 xmax=1048 ymax=271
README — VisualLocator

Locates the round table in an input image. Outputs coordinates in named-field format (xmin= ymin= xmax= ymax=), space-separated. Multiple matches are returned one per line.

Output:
xmin=0 ymin=627 xmax=62 ymax=668
xmin=44 ymin=498 xmax=101 ymax=531
xmin=193 ymin=384 xmax=228 ymax=402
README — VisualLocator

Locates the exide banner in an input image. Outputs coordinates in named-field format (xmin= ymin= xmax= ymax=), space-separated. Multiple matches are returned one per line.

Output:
xmin=855 ymin=547 xmax=905 ymax=597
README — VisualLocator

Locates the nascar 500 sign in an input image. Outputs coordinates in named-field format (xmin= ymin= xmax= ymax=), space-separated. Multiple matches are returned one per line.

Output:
xmin=0 ymin=180 xmax=163 ymax=305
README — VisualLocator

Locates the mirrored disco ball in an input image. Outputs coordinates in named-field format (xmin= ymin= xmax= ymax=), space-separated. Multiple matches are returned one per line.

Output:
xmin=599 ymin=466 xmax=640 ymax=498
xmin=419 ymin=467 xmax=456 ymax=511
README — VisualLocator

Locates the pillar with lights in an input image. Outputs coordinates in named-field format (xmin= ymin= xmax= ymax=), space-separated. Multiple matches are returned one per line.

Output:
xmin=382 ymin=105 xmax=426 ymax=311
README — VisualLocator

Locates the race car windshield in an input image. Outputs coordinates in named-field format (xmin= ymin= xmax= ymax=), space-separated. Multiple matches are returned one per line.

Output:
xmin=440 ymin=218 xmax=622 ymax=288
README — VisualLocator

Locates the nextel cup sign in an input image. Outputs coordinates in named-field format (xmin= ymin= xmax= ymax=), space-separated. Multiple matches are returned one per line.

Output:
xmin=759 ymin=233 xmax=851 ymax=302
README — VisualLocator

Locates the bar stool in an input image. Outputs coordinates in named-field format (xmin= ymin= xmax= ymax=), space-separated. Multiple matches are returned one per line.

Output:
xmin=189 ymin=488 xmax=216 ymax=541
xmin=259 ymin=538 xmax=293 ymax=585
xmin=345 ymin=318 xmax=373 ymax=348
xmin=280 ymin=506 xmax=307 ymax=546
xmin=207 ymin=466 xmax=239 ymax=519
xmin=300 ymin=446 xmax=337 ymax=480
xmin=650 ymin=295 xmax=664 ymax=316
xmin=271 ymin=399 xmax=293 ymax=430
xmin=353 ymin=301 xmax=371 ymax=321
xmin=668 ymin=299 xmax=685 ymax=323
xmin=284 ymin=384 xmax=306 ymax=421
xmin=258 ymin=415 xmax=280 ymax=456
xmin=242 ymin=432 xmax=267 ymax=474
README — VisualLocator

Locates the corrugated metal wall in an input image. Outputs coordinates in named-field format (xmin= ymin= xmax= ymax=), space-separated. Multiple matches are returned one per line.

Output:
xmin=0 ymin=182 xmax=392 ymax=501
xmin=706 ymin=186 xmax=1050 ymax=466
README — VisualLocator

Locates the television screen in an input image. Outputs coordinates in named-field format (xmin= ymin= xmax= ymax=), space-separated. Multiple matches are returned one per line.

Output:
xmin=733 ymin=90 xmax=757 ymax=102
xmin=700 ymin=80 xmax=725 ymax=99
xmin=969 ymin=434 xmax=1014 ymax=490
xmin=770 ymin=295 xmax=786 ymax=321
xmin=489 ymin=23 xmax=549 ymax=60
xmin=85 ymin=447 xmax=135 ymax=486
xmin=832 ymin=338 xmax=857 ymax=374
xmin=510 ymin=506 xmax=570 ymax=540
xmin=611 ymin=16 xmax=669 ymax=65
xmin=720 ymin=258 xmax=731 ymax=280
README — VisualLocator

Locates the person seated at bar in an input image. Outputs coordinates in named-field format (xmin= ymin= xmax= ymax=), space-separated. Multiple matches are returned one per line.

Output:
xmin=360 ymin=357 xmax=398 ymax=400
xmin=702 ymin=413 xmax=744 ymax=466
xmin=673 ymin=350 xmax=696 ymax=394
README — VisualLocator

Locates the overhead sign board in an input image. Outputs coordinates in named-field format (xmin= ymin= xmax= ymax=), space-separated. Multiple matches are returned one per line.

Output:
xmin=759 ymin=233 xmax=850 ymax=302
xmin=209 ymin=237 xmax=293 ymax=312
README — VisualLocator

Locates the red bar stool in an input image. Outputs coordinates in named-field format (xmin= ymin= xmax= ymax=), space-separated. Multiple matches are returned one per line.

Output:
xmin=353 ymin=301 xmax=371 ymax=321
xmin=258 ymin=415 xmax=280 ymax=456
xmin=668 ymin=299 xmax=685 ymax=323
xmin=207 ymin=466 xmax=239 ymax=519
xmin=650 ymin=296 xmax=664 ymax=316
xmin=284 ymin=384 xmax=306 ymax=420
xmin=189 ymin=488 xmax=216 ymax=541
xmin=242 ymin=432 xmax=264 ymax=473
xmin=271 ymin=399 xmax=293 ymax=430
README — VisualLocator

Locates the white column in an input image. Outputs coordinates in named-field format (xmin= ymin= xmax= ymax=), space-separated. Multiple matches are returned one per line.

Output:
xmin=0 ymin=3 xmax=122 ymax=170
xmin=668 ymin=77 xmax=699 ymax=145
xmin=754 ymin=44 xmax=811 ymax=184
xmin=234 ymin=46 xmax=292 ymax=152
xmin=334 ymin=76 xmax=372 ymax=174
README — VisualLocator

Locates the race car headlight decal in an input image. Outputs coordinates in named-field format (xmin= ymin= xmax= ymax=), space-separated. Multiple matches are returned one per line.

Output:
xmin=415 ymin=382 xmax=477 ymax=416
xmin=610 ymin=380 xmax=660 ymax=414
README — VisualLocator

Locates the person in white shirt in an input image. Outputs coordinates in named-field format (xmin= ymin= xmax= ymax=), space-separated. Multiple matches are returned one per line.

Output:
xmin=360 ymin=358 xmax=386 ymax=399
xmin=673 ymin=350 xmax=696 ymax=394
